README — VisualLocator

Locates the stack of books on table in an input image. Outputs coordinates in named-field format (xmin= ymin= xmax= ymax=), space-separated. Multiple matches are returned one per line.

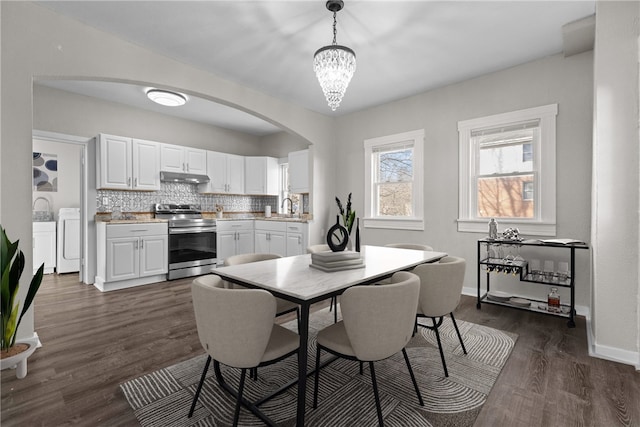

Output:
xmin=309 ymin=251 xmax=365 ymax=272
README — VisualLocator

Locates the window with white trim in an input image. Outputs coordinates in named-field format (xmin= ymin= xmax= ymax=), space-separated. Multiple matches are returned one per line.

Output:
xmin=364 ymin=129 xmax=424 ymax=230
xmin=458 ymin=104 xmax=558 ymax=236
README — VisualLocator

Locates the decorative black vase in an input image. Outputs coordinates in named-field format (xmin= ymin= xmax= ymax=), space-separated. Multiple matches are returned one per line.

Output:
xmin=327 ymin=215 xmax=348 ymax=252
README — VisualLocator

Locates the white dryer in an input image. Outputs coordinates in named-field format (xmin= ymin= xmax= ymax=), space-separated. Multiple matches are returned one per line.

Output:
xmin=57 ymin=208 xmax=80 ymax=273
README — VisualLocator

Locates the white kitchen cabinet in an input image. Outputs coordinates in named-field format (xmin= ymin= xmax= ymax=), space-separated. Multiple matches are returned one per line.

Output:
xmin=33 ymin=221 xmax=56 ymax=274
xmin=160 ymin=143 xmax=207 ymax=175
xmin=132 ymin=139 xmax=162 ymax=190
xmin=288 ymin=149 xmax=310 ymax=194
xmin=244 ymin=156 xmax=279 ymax=195
xmin=254 ymin=221 xmax=286 ymax=257
xmin=284 ymin=222 xmax=309 ymax=256
xmin=96 ymin=134 xmax=160 ymax=191
xmin=199 ymin=151 xmax=245 ymax=194
xmin=216 ymin=220 xmax=254 ymax=264
xmin=95 ymin=222 xmax=168 ymax=292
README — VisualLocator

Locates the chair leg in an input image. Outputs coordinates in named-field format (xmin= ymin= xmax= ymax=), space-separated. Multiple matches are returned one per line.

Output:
xmin=232 ymin=368 xmax=247 ymax=427
xmin=189 ymin=355 xmax=212 ymax=417
xmin=313 ymin=346 xmax=322 ymax=408
xmin=296 ymin=307 xmax=301 ymax=333
xmin=359 ymin=361 xmax=364 ymax=375
xmin=401 ymin=348 xmax=424 ymax=406
xmin=432 ymin=317 xmax=449 ymax=377
xmin=333 ymin=297 xmax=338 ymax=323
xmin=369 ymin=361 xmax=384 ymax=427
xmin=450 ymin=312 xmax=467 ymax=354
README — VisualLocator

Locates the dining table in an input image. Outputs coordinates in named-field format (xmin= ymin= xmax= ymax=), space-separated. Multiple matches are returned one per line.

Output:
xmin=212 ymin=244 xmax=447 ymax=426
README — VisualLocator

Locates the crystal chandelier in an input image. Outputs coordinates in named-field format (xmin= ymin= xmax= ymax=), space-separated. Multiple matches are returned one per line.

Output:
xmin=313 ymin=0 xmax=356 ymax=111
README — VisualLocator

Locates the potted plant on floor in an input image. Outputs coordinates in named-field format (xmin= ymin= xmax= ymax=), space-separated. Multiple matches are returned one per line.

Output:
xmin=1 ymin=224 xmax=44 ymax=379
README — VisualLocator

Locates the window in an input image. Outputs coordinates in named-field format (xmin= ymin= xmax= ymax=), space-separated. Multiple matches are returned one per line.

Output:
xmin=522 ymin=181 xmax=534 ymax=201
xmin=458 ymin=104 xmax=557 ymax=236
xmin=364 ymin=129 xmax=424 ymax=230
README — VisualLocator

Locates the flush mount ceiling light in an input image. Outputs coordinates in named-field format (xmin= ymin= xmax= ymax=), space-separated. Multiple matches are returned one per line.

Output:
xmin=146 ymin=89 xmax=187 ymax=107
xmin=313 ymin=0 xmax=356 ymax=111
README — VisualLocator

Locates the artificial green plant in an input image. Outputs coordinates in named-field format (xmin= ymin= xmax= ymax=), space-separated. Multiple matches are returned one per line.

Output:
xmin=335 ymin=193 xmax=356 ymax=235
xmin=1 ymin=225 xmax=44 ymax=352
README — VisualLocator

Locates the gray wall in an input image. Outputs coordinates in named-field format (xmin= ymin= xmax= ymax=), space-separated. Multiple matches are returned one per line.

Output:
xmin=334 ymin=51 xmax=594 ymax=308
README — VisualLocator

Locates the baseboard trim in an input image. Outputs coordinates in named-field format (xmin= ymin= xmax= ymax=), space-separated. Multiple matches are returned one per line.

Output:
xmin=461 ymin=286 xmax=639 ymax=370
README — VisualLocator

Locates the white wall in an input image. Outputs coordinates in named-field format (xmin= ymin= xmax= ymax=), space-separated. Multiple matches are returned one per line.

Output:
xmin=34 ymin=84 xmax=267 ymax=156
xmin=334 ymin=52 xmax=594 ymax=308
xmin=1 ymin=1 xmax=335 ymax=342
xmin=32 ymin=138 xmax=82 ymax=220
xmin=592 ymin=1 xmax=640 ymax=365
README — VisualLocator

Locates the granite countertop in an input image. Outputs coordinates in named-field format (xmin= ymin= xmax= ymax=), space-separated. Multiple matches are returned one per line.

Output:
xmin=214 ymin=215 xmax=310 ymax=223
xmin=95 ymin=213 xmax=310 ymax=224
xmin=95 ymin=213 xmax=168 ymax=224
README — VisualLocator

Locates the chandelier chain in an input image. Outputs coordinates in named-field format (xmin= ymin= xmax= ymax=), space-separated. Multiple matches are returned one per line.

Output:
xmin=332 ymin=11 xmax=337 ymax=45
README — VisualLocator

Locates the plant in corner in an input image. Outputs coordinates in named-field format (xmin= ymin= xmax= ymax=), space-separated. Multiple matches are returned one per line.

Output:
xmin=1 ymin=225 xmax=44 ymax=359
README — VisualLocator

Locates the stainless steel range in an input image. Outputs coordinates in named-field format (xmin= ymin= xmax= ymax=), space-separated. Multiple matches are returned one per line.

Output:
xmin=154 ymin=203 xmax=217 ymax=280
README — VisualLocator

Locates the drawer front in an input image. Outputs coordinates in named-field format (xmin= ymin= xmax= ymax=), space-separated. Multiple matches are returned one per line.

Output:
xmin=254 ymin=220 xmax=286 ymax=232
xmin=106 ymin=223 xmax=167 ymax=238
xmin=285 ymin=223 xmax=306 ymax=233
xmin=217 ymin=220 xmax=254 ymax=232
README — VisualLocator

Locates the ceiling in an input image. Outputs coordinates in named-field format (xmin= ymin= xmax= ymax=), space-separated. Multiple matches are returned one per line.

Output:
xmin=35 ymin=1 xmax=595 ymax=136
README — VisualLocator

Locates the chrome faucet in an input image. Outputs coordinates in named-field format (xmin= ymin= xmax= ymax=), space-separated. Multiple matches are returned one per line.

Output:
xmin=281 ymin=197 xmax=293 ymax=215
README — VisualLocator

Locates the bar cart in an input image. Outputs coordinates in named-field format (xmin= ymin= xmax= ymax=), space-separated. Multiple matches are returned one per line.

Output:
xmin=477 ymin=238 xmax=588 ymax=327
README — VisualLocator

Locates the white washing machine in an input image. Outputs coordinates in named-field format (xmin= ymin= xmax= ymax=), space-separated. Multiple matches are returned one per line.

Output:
xmin=57 ymin=208 xmax=80 ymax=273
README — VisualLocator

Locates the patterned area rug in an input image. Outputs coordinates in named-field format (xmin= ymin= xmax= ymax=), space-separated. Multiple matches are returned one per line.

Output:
xmin=121 ymin=307 xmax=517 ymax=426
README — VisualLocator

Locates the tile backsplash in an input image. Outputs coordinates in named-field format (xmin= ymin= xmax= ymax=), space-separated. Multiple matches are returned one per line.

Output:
xmin=97 ymin=182 xmax=308 ymax=214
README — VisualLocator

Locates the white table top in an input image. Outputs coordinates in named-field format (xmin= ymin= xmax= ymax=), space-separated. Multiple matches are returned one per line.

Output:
xmin=213 ymin=245 xmax=447 ymax=303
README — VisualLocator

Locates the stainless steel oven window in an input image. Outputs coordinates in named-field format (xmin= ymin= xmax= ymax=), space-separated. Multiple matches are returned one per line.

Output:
xmin=168 ymin=229 xmax=217 ymax=266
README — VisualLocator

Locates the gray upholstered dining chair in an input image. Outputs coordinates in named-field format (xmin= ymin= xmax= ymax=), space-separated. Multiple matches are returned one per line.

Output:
xmin=385 ymin=242 xmax=434 ymax=251
xmin=306 ymin=244 xmax=338 ymax=322
xmin=411 ymin=256 xmax=467 ymax=377
xmin=224 ymin=253 xmax=300 ymax=327
xmin=189 ymin=275 xmax=300 ymax=426
xmin=312 ymin=271 xmax=424 ymax=426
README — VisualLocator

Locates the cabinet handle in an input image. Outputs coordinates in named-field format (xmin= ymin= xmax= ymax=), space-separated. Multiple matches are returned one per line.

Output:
xmin=140 ymin=239 xmax=144 ymax=249
xmin=134 ymin=178 xmax=138 ymax=187
xmin=183 ymin=163 xmax=186 ymax=172
xmin=298 ymin=236 xmax=301 ymax=244
xmin=134 ymin=240 xmax=138 ymax=250
xmin=128 ymin=177 xmax=131 ymax=186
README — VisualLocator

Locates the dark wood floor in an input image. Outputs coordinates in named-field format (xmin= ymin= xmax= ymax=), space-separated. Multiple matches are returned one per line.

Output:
xmin=2 ymin=273 xmax=639 ymax=426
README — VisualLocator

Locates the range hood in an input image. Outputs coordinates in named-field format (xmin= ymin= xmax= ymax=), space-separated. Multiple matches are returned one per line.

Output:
xmin=160 ymin=171 xmax=210 ymax=184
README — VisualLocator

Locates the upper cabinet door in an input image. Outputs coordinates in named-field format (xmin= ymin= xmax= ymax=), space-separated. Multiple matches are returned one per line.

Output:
xmin=226 ymin=154 xmax=245 ymax=194
xmin=160 ymin=143 xmax=185 ymax=173
xmin=203 ymin=151 xmax=228 ymax=193
xmin=184 ymin=147 xmax=207 ymax=174
xmin=245 ymin=156 xmax=278 ymax=195
xmin=132 ymin=139 xmax=161 ymax=190
xmin=97 ymin=133 xmax=132 ymax=190
xmin=288 ymin=149 xmax=309 ymax=194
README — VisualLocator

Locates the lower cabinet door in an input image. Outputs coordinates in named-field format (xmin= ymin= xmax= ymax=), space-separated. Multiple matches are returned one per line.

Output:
xmin=286 ymin=233 xmax=304 ymax=257
xmin=269 ymin=232 xmax=287 ymax=257
xmin=140 ymin=235 xmax=168 ymax=277
xmin=106 ymin=237 xmax=138 ymax=282
xmin=236 ymin=231 xmax=255 ymax=256
xmin=217 ymin=232 xmax=236 ymax=264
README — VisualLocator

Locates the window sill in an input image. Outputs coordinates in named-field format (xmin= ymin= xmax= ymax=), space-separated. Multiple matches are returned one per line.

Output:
xmin=363 ymin=217 xmax=424 ymax=231
xmin=457 ymin=218 xmax=556 ymax=236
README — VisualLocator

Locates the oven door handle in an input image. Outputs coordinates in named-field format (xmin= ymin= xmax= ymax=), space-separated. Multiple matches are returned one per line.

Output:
xmin=169 ymin=227 xmax=217 ymax=234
